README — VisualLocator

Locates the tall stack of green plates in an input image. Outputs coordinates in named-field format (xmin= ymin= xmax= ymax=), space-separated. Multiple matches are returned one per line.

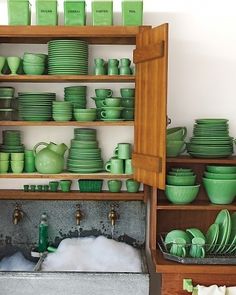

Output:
xmin=18 ymin=92 xmax=56 ymax=121
xmin=48 ymin=40 xmax=88 ymax=75
xmin=67 ymin=128 xmax=104 ymax=173
xmin=64 ymin=86 xmax=87 ymax=109
xmin=187 ymin=118 xmax=233 ymax=158
xmin=0 ymin=130 xmax=24 ymax=152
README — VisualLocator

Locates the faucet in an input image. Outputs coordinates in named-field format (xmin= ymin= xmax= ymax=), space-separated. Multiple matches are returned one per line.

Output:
xmin=108 ymin=205 xmax=119 ymax=226
xmin=13 ymin=204 xmax=24 ymax=225
xmin=75 ymin=204 xmax=83 ymax=226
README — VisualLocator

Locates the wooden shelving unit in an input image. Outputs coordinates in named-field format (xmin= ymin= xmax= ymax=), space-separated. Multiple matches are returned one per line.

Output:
xmin=0 ymin=121 xmax=134 ymax=126
xmin=0 ymin=189 xmax=144 ymax=201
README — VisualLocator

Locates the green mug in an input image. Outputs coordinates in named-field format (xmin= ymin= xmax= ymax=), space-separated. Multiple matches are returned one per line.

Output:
xmin=101 ymin=97 xmax=121 ymax=107
xmin=49 ymin=181 xmax=59 ymax=192
xmin=125 ymin=159 xmax=133 ymax=174
xmin=95 ymin=88 xmax=113 ymax=98
xmin=105 ymin=158 xmax=124 ymax=174
xmin=169 ymin=237 xmax=187 ymax=257
xmin=0 ymin=160 xmax=9 ymax=173
xmin=114 ymin=143 xmax=132 ymax=159
xmin=101 ymin=108 xmax=122 ymax=120
xmin=126 ymin=179 xmax=140 ymax=192
xmin=60 ymin=180 xmax=72 ymax=192
xmin=189 ymin=237 xmax=205 ymax=258
xmin=108 ymin=180 xmax=122 ymax=192
xmin=0 ymin=152 xmax=10 ymax=161
xmin=120 ymin=88 xmax=135 ymax=98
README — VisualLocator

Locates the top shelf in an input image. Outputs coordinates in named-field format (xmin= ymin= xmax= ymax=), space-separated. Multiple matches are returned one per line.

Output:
xmin=0 ymin=26 xmax=151 ymax=45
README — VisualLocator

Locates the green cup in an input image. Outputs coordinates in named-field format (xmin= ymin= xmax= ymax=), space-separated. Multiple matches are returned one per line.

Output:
xmin=101 ymin=97 xmax=121 ymax=107
xmin=7 ymin=56 xmax=21 ymax=75
xmin=11 ymin=160 xmax=24 ymax=173
xmin=11 ymin=152 xmax=24 ymax=161
xmin=37 ymin=185 xmax=43 ymax=192
xmin=170 ymin=237 xmax=187 ymax=257
xmin=43 ymin=184 xmax=49 ymax=192
xmin=120 ymin=88 xmax=135 ymax=98
xmin=95 ymin=89 xmax=113 ymax=98
xmin=189 ymin=237 xmax=205 ymax=258
xmin=126 ymin=179 xmax=140 ymax=192
xmin=121 ymin=98 xmax=135 ymax=108
xmin=125 ymin=159 xmax=133 ymax=174
xmin=0 ymin=160 xmax=9 ymax=173
xmin=30 ymin=185 xmax=36 ymax=192
xmin=122 ymin=108 xmax=134 ymax=120
xmin=0 ymin=152 xmax=10 ymax=160
xmin=108 ymin=180 xmax=122 ymax=192
xmin=101 ymin=108 xmax=122 ymax=120
xmin=114 ymin=143 xmax=132 ymax=160
xmin=23 ymin=185 xmax=29 ymax=192
xmin=49 ymin=181 xmax=59 ymax=192
xmin=60 ymin=180 xmax=72 ymax=192
xmin=105 ymin=158 xmax=124 ymax=174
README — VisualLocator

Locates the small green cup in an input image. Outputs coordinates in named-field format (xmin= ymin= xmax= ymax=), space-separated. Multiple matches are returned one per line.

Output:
xmin=11 ymin=152 xmax=24 ymax=161
xmin=60 ymin=180 xmax=72 ymax=192
xmin=114 ymin=143 xmax=132 ymax=160
xmin=105 ymin=158 xmax=124 ymax=174
xmin=11 ymin=160 xmax=24 ymax=173
xmin=23 ymin=185 xmax=29 ymax=192
xmin=0 ymin=160 xmax=9 ymax=173
xmin=189 ymin=237 xmax=205 ymax=258
xmin=170 ymin=237 xmax=187 ymax=257
xmin=43 ymin=184 xmax=49 ymax=192
xmin=126 ymin=179 xmax=140 ymax=192
xmin=95 ymin=89 xmax=113 ymax=98
xmin=7 ymin=56 xmax=21 ymax=75
xmin=101 ymin=97 xmax=121 ymax=107
xmin=120 ymin=88 xmax=135 ymax=98
xmin=0 ymin=152 xmax=10 ymax=161
xmin=49 ymin=181 xmax=59 ymax=192
xmin=37 ymin=185 xmax=43 ymax=192
xmin=30 ymin=185 xmax=36 ymax=192
xmin=101 ymin=108 xmax=122 ymax=120
xmin=108 ymin=180 xmax=122 ymax=193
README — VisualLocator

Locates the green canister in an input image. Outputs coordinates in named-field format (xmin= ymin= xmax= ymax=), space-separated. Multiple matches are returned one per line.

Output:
xmin=92 ymin=0 xmax=113 ymax=26
xmin=36 ymin=0 xmax=58 ymax=26
xmin=8 ymin=0 xmax=31 ymax=25
xmin=122 ymin=0 xmax=143 ymax=26
xmin=64 ymin=0 xmax=86 ymax=26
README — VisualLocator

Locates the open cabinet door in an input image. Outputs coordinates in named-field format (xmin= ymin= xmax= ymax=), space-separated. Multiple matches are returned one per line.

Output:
xmin=133 ymin=24 xmax=168 ymax=189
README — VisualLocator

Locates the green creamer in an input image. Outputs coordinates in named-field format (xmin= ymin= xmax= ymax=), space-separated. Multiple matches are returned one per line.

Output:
xmin=122 ymin=0 xmax=143 ymax=26
xmin=8 ymin=0 xmax=31 ymax=25
xmin=92 ymin=0 xmax=113 ymax=26
xmin=36 ymin=0 xmax=58 ymax=26
xmin=64 ymin=0 xmax=86 ymax=26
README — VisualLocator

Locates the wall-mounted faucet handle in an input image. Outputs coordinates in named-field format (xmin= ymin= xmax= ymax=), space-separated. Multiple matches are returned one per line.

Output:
xmin=75 ymin=204 xmax=83 ymax=226
xmin=13 ymin=204 xmax=24 ymax=225
xmin=108 ymin=205 xmax=119 ymax=226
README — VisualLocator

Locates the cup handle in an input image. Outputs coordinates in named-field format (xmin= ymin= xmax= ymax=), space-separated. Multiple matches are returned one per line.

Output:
xmin=108 ymin=90 xmax=113 ymax=97
xmin=113 ymin=147 xmax=118 ymax=157
xmin=180 ymin=142 xmax=187 ymax=154
xmin=33 ymin=142 xmax=48 ymax=157
xmin=101 ymin=101 xmax=106 ymax=107
xmin=101 ymin=111 xmax=106 ymax=119
xmin=200 ymin=247 xmax=205 ymax=258
xmin=105 ymin=161 xmax=111 ymax=172
xmin=183 ymin=127 xmax=187 ymax=139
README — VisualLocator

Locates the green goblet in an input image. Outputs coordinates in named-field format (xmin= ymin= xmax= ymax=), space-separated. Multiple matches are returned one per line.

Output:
xmin=7 ymin=56 xmax=21 ymax=75
xmin=0 ymin=56 xmax=6 ymax=75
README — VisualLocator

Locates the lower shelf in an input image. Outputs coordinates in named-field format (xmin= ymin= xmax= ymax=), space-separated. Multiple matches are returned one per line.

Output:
xmin=152 ymin=249 xmax=236 ymax=274
xmin=0 ymin=190 xmax=145 ymax=201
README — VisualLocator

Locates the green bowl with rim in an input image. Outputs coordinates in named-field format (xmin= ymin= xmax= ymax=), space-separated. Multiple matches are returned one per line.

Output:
xmin=206 ymin=165 xmax=236 ymax=174
xmin=165 ymin=184 xmax=200 ymax=204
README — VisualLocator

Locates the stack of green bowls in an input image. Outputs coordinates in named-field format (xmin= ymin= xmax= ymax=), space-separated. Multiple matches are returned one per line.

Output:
xmin=18 ymin=92 xmax=56 ymax=121
xmin=52 ymin=101 xmax=73 ymax=122
xmin=165 ymin=168 xmax=200 ymax=204
xmin=74 ymin=108 xmax=97 ymax=121
xmin=64 ymin=86 xmax=87 ymax=109
xmin=0 ymin=130 xmax=24 ymax=153
xmin=166 ymin=127 xmax=187 ymax=157
xmin=187 ymin=118 xmax=233 ymax=158
xmin=23 ymin=53 xmax=47 ymax=75
xmin=0 ymin=87 xmax=15 ymax=119
xmin=48 ymin=40 xmax=88 ymax=75
xmin=203 ymin=165 xmax=236 ymax=204
xmin=67 ymin=128 xmax=104 ymax=173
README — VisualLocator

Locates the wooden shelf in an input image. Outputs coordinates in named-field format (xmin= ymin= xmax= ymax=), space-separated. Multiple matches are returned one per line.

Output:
xmin=152 ymin=249 xmax=236 ymax=274
xmin=0 ymin=172 xmax=133 ymax=179
xmin=0 ymin=75 xmax=135 ymax=83
xmin=0 ymin=189 xmax=144 ymax=201
xmin=0 ymin=120 xmax=134 ymax=127
xmin=156 ymin=200 xmax=236 ymax=211
xmin=0 ymin=25 xmax=151 ymax=44
xmin=167 ymin=156 xmax=236 ymax=164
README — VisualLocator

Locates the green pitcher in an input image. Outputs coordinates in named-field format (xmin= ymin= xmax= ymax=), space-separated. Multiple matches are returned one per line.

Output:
xmin=33 ymin=142 xmax=68 ymax=174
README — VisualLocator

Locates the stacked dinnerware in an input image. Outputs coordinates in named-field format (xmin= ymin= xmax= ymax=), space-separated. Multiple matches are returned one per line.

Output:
xmin=0 ymin=87 xmax=15 ymax=120
xmin=23 ymin=53 xmax=47 ymax=75
xmin=187 ymin=118 xmax=233 ymax=158
xmin=166 ymin=127 xmax=187 ymax=157
xmin=74 ymin=108 xmax=97 ymax=121
xmin=120 ymin=87 xmax=135 ymax=120
xmin=48 ymin=40 xmax=88 ymax=75
xmin=18 ymin=92 xmax=56 ymax=121
xmin=67 ymin=128 xmax=104 ymax=173
xmin=0 ymin=130 xmax=24 ymax=153
xmin=165 ymin=167 xmax=200 ymax=204
xmin=52 ymin=101 xmax=73 ymax=122
xmin=91 ymin=88 xmax=113 ymax=120
xmin=203 ymin=165 xmax=236 ymax=204
xmin=64 ymin=86 xmax=87 ymax=109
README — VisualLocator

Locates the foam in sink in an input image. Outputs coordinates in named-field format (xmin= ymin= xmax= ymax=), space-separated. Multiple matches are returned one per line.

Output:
xmin=0 ymin=251 xmax=36 ymax=271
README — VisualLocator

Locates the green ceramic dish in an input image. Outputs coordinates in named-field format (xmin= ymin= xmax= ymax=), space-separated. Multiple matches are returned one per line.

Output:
xmin=165 ymin=184 xmax=200 ymax=205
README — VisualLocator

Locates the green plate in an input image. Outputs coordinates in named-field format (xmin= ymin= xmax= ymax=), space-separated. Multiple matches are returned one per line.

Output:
xmin=206 ymin=223 xmax=219 ymax=253
xmin=195 ymin=118 xmax=228 ymax=123
xmin=18 ymin=92 xmax=56 ymax=96
xmin=213 ymin=209 xmax=231 ymax=253
xmin=224 ymin=213 xmax=236 ymax=253
xmin=67 ymin=167 xmax=103 ymax=173
xmin=188 ymin=152 xmax=232 ymax=158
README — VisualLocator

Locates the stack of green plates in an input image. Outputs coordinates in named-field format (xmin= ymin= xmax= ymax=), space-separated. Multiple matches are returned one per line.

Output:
xmin=67 ymin=128 xmax=104 ymax=173
xmin=48 ymin=40 xmax=88 ymax=75
xmin=206 ymin=209 xmax=236 ymax=255
xmin=0 ymin=130 xmax=24 ymax=152
xmin=52 ymin=101 xmax=73 ymax=122
xmin=64 ymin=86 xmax=87 ymax=109
xmin=18 ymin=92 xmax=56 ymax=121
xmin=187 ymin=119 xmax=233 ymax=158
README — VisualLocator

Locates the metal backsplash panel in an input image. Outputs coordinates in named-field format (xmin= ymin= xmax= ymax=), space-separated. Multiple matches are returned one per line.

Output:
xmin=0 ymin=200 xmax=146 ymax=252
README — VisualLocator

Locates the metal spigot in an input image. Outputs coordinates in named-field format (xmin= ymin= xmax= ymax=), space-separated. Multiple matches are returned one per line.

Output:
xmin=108 ymin=205 xmax=119 ymax=226
xmin=75 ymin=204 xmax=83 ymax=226
xmin=13 ymin=204 xmax=24 ymax=225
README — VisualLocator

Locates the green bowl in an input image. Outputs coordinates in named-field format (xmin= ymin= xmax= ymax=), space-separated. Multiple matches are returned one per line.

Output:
xmin=171 ymin=168 xmax=192 ymax=172
xmin=165 ymin=184 xmax=200 ymax=204
xmin=23 ymin=53 xmax=46 ymax=63
xmin=164 ymin=229 xmax=191 ymax=245
xmin=166 ymin=174 xmax=196 ymax=186
xmin=74 ymin=112 xmax=97 ymax=121
xmin=23 ymin=65 xmax=45 ymax=75
xmin=204 ymin=171 xmax=236 ymax=180
xmin=167 ymin=127 xmax=187 ymax=140
xmin=206 ymin=165 xmax=236 ymax=174
xmin=74 ymin=108 xmax=96 ymax=113
xmin=203 ymin=177 xmax=236 ymax=204
xmin=166 ymin=140 xmax=186 ymax=157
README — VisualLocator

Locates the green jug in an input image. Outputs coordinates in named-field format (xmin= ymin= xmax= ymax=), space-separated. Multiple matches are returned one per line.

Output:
xmin=33 ymin=142 xmax=68 ymax=174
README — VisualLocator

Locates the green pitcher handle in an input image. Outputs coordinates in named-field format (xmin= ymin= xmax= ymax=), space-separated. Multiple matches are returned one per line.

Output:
xmin=182 ymin=127 xmax=187 ymax=139
xmin=33 ymin=142 xmax=48 ymax=157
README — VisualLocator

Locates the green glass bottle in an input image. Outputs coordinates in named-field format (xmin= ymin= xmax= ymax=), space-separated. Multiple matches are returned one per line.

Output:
xmin=38 ymin=213 xmax=48 ymax=253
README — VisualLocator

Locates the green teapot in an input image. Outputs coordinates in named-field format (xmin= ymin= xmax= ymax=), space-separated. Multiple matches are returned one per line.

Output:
xmin=33 ymin=142 xmax=68 ymax=174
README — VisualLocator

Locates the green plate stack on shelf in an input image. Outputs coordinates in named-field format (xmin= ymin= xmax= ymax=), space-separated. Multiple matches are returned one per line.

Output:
xmin=64 ymin=86 xmax=87 ymax=109
xmin=48 ymin=40 xmax=88 ymax=75
xmin=187 ymin=118 xmax=234 ymax=158
xmin=67 ymin=128 xmax=104 ymax=173
xmin=0 ymin=130 xmax=24 ymax=153
xmin=18 ymin=92 xmax=56 ymax=121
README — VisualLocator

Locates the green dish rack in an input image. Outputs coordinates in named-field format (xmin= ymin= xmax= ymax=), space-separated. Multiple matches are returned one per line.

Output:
xmin=36 ymin=0 xmax=58 ymax=26
xmin=92 ymin=0 xmax=113 ymax=26
xmin=8 ymin=0 xmax=31 ymax=25
xmin=122 ymin=0 xmax=143 ymax=26
xmin=64 ymin=0 xmax=86 ymax=26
